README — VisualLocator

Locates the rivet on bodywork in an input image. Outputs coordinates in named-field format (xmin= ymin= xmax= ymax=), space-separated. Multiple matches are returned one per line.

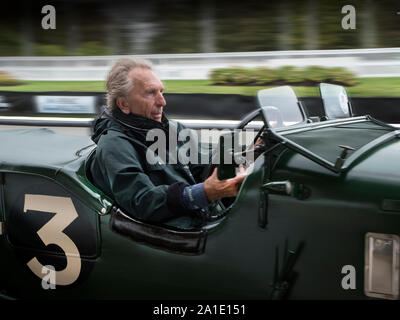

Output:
xmin=101 ymin=208 xmax=107 ymax=215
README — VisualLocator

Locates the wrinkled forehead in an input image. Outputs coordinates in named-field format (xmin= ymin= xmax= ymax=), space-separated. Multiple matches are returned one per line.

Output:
xmin=129 ymin=67 xmax=163 ymax=90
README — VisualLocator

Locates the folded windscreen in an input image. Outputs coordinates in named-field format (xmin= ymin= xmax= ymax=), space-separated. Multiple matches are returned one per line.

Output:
xmin=282 ymin=120 xmax=394 ymax=165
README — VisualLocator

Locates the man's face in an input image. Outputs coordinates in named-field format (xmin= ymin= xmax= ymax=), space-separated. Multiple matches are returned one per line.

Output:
xmin=119 ymin=67 xmax=166 ymax=122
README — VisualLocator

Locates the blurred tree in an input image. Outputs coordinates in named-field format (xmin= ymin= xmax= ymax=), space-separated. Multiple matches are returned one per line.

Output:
xmin=66 ymin=2 xmax=81 ymax=55
xmin=0 ymin=24 xmax=20 ymax=56
xmin=304 ymin=0 xmax=319 ymax=50
xmin=20 ymin=2 xmax=34 ymax=56
xmin=277 ymin=0 xmax=293 ymax=50
xmin=318 ymin=0 xmax=361 ymax=49
xmin=215 ymin=1 xmax=280 ymax=52
xmin=375 ymin=0 xmax=400 ymax=48
xmin=199 ymin=0 xmax=216 ymax=53
xmin=149 ymin=0 xmax=201 ymax=53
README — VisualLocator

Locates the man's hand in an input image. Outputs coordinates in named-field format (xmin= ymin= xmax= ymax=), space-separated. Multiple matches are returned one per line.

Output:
xmin=203 ymin=165 xmax=247 ymax=202
xmin=254 ymin=137 xmax=264 ymax=148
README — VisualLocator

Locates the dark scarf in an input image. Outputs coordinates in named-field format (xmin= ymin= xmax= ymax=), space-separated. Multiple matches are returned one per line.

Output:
xmin=111 ymin=107 xmax=169 ymax=133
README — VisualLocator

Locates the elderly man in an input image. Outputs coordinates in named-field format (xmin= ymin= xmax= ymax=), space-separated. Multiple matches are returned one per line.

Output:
xmin=90 ymin=58 xmax=246 ymax=229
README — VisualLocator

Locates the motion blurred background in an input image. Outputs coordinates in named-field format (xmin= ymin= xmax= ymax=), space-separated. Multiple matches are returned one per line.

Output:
xmin=0 ymin=0 xmax=399 ymax=56
xmin=0 ymin=0 xmax=400 ymax=124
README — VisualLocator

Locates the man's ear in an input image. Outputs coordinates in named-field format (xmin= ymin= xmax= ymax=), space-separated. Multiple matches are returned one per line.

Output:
xmin=116 ymin=97 xmax=130 ymax=114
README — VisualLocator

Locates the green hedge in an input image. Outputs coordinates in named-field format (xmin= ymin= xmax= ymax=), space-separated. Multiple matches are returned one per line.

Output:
xmin=210 ymin=65 xmax=357 ymax=86
xmin=0 ymin=71 xmax=24 ymax=86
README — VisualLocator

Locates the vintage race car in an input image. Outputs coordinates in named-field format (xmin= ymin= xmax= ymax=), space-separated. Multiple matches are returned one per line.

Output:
xmin=0 ymin=83 xmax=399 ymax=300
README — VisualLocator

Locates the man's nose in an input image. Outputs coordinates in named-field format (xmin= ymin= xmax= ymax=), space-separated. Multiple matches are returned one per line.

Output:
xmin=156 ymin=92 xmax=166 ymax=107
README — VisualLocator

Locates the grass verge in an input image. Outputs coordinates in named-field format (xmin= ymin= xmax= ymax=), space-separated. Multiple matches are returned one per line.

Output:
xmin=0 ymin=78 xmax=399 ymax=97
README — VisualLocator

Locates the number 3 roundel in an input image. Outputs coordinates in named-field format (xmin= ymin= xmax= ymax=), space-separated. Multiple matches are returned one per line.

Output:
xmin=24 ymin=194 xmax=81 ymax=286
xmin=6 ymin=173 xmax=99 ymax=288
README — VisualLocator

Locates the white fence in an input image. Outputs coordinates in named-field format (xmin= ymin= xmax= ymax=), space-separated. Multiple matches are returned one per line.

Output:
xmin=1 ymin=48 xmax=400 ymax=81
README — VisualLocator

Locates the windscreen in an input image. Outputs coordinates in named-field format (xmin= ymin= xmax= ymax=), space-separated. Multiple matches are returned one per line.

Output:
xmin=319 ymin=83 xmax=351 ymax=119
xmin=257 ymin=86 xmax=305 ymax=129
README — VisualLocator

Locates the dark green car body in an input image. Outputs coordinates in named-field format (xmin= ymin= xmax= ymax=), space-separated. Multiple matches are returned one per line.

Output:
xmin=0 ymin=85 xmax=399 ymax=300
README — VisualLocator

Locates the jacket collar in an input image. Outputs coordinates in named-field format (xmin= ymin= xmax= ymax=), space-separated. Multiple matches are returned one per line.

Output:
xmin=111 ymin=107 xmax=169 ymax=131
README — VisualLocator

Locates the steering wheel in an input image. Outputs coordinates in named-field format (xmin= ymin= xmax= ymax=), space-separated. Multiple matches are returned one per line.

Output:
xmin=204 ymin=109 xmax=266 ymax=221
xmin=205 ymin=109 xmax=266 ymax=179
xmin=236 ymin=109 xmax=266 ymax=146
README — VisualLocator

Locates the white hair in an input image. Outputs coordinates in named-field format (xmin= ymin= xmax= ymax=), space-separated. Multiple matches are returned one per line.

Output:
xmin=105 ymin=58 xmax=153 ymax=111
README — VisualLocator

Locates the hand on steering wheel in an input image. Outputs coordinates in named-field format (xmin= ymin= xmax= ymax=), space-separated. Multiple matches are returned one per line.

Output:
xmin=203 ymin=166 xmax=247 ymax=221
xmin=204 ymin=166 xmax=247 ymax=202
